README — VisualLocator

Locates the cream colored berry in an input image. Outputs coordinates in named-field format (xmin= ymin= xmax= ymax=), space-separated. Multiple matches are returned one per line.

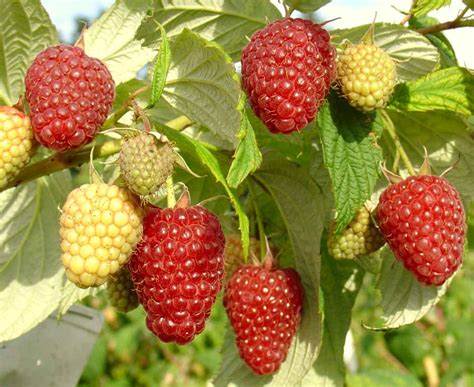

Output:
xmin=60 ymin=183 xmax=144 ymax=288
xmin=0 ymin=107 xmax=35 ymax=188
xmin=337 ymin=43 xmax=396 ymax=111
xmin=328 ymin=207 xmax=385 ymax=260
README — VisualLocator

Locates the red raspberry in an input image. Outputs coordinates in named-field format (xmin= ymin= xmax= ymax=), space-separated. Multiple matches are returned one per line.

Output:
xmin=25 ymin=44 xmax=115 ymax=151
xmin=377 ymin=175 xmax=466 ymax=286
xmin=224 ymin=262 xmax=304 ymax=375
xmin=242 ymin=18 xmax=336 ymax=134
xmin=128 ymin=203 xmax=225 ymax=345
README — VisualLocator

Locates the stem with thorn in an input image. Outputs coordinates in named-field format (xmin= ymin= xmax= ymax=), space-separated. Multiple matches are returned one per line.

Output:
xmin=381 ymin=110 xmax=416 ymax=176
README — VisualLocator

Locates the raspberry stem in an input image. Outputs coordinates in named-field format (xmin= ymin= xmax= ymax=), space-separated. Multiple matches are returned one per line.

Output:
xmin=166 ymin=175 xmax=176 ymax=208
xmin=381 ymin=110 xmax=416 ymax=176
xmin=248 ymin=181 xmax=266 ymax=261
xmin=0 ymin=116 xmax=191 ymax=192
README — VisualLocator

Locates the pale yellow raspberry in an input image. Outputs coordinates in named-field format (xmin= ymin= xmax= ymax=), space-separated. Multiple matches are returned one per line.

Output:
xmin=337 ymin=43 xmax=397 ymax=111
xmin=0 ymin=106 xmax=35 ymax=188
xmin=60 ymin=184 xmax=143 ymax=288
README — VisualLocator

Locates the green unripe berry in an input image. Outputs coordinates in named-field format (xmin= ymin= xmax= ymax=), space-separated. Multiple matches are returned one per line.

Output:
xmin=107 ymin=267 xmax=139 ymax=313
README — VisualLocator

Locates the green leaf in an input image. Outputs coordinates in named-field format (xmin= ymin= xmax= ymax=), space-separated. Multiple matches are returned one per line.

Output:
xmin=383 ymin=110 xmax=474 ymax=202
xmin=226 ymin=113 xmax=262 ymax=188
xmin=84 ymin=0 xmax=155 ymax=85
xmin=164 ymin=29 xmax=241 ymax=145
xmin=214 ymin=153 xmax=324 ymax=386
xmin=411 ymin=0 xmax=451 ymax=17
xmin=332 ymin=23 xmax=439 ymax=81
xmin=137 ymin=0 xmax=282 ymax=61
xmin=389 ymin=67 xmax=474 ymax=115
xmin=300 ymin=251 xmax=365 ymax=386
xmin=148 ymin=23 xmax=171 ymax=108
xmin=318 ymin=94 xmax=383 ymax=234
xmin=284 ymin=0 xmax=330 ymax=13
xmin=0 ymin=171 xmax=72 ymax=342
xmin=365 ymin=248 xmax=449 ymax=330
xmin=161 ymin=127 xmax=249 ymax=257
xmin=347 ymin=369 xmax=423 ymax=387
xmin=0 ymin=0 xmax=57 ymax=105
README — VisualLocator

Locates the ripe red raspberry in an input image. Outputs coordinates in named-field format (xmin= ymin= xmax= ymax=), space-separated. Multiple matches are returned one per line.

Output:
xmin=128 ymin=199 xmax=225 ymax=345
xmin=242 ymin=18 xmax=336 ymax=134
xmin=377 ymin=175 xmax=466 ymax=286
xmin=224 ymin=261 xmax=304 ymax=375
xmin=25 ymin=44 xmax=115 ymax=151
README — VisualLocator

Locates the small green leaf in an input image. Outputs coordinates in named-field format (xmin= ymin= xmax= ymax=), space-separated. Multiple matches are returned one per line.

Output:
xmin=226 ymin=113 xmax=262 ymax=188
xmin=318 ymin=94 xmax=383 ymax=234
xmin=0 ymin=171 xmax=72 ymax=342
xmin=0 ymin=0 xmax=57 ymax=105
xmin=332 ymin=23 xmax=439 ymax=81
xmin=164 ymin=29 xmax=241 ymax=145
xmin=284 ymin=0 xmax=330 ymax=13
xmin=84 ymin=0 xmax=155 ymax=84
xmin=214 ymin=153 xmax=324 ymax=386
xmin=389 ymin=67 xmax=474 ymax=115
xmin=347 ymin=369 xmax=423 ymax=387
xmin=365 ymin=248 xmax=449 ymax=330
xmin=148 ymin=23 xmax=171 ymax=108
xmin=161 ymin=127 xmax=249 ymax=258
xmin=411 ymin=0 xmax=451 ymax=17
xmin=137 ymin=0 xmax=281 ymax=61
xmin=58 ymin=282 xmax=102 ymax=318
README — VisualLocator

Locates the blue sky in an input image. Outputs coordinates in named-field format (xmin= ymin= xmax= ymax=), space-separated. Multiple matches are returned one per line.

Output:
xmin=42 ymin=0 xmax=472 ymax=67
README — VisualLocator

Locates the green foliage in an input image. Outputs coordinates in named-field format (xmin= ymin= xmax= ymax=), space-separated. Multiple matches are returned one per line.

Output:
xmin=410 ymin=0 xmax=451 ymax=17
xmin=318 ymin=94 xmax=383 ymax=233
xmin=0 ymin=0 xmax=473 ymax=386
xmin=84 ymin=0 xmax=155 ymax=84
xmin=163 ymin=29 xmax=241 ymax=146
xmin=389 ymin=67 xmax=474 ymax=115
xmin=0 ymin=171 xmax=71 ymax=341
xmin=0 ymin=0 xmax=57 ymax=105
xmin=137 ymin=0 xmax=281 ymax=61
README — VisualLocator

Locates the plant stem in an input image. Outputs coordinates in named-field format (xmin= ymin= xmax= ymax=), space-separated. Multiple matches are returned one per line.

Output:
xmin=0 ymin=115 xmax=192 ymax=192
xmin=166 ymin=175 xmax=176 ymax=208
xmin=248 ymin=181 xmax=266 ymax=260
xmin=415 ymin=7 xmax=473 ymax=34
xmin=381 ymin=110 xmax=416 ymax=176
xmin=1 ymin=139 xmax=122 ymax=191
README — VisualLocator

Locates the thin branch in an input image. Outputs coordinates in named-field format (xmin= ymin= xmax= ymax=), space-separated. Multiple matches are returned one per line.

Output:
xmin=415 ymin=7 xmax=474 ymax=34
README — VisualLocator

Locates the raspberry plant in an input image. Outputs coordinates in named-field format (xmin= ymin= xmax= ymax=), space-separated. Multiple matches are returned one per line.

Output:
xmin=0 ymin=0 xmax=473 ymax=386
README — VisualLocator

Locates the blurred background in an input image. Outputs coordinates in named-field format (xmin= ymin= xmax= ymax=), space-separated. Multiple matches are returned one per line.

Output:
xmin=39 ymin=1 xmax=474 ymax=386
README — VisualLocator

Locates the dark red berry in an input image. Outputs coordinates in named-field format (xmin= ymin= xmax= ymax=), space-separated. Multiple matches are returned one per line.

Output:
xmin=242 ymin=18 xmax=336 ymax=134
xmin=224 ymin=263 xmax=304 ymax=375
xmin=25 ymin=44 xmax=115 ymax=151
xmin=128 ymin=205 xmax=225 ymax=345
xmin=377 ymin=175 xmax=466 ymax=286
